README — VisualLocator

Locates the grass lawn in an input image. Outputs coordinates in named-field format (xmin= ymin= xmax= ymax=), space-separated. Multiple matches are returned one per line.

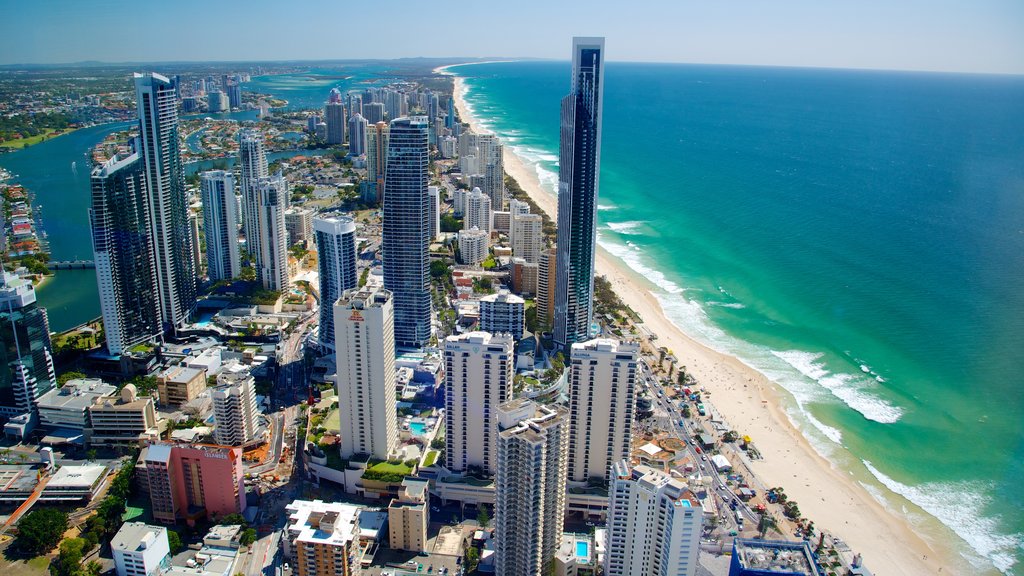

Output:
xmin=0 ymin=128 xmax=75 ymax=149
xmin=1 ymin=554 xmax=51 ymax=576
xmin=422 ymin=450 xmax=438 ymax=467
xmin=323 ymin=408 xmax=340 ymax=432
xmin=367 ymin=461 xmax=412 ymax=475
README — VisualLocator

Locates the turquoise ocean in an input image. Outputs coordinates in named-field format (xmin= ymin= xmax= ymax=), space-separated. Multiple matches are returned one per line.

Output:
xmin=449 ymin=61 xmax=1024 ymax=574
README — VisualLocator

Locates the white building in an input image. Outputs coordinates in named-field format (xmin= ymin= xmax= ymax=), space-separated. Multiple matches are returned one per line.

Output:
xmin=479 ymin=291 xmax=526 ymax=341
xmin=85 ymin=384 xmax=159 ymax=446
xmin=444 ymin=331 xmax=514 ymax=475
xmin=284 ymin=207 xmax=314 ymax=245
xmin=464 ymin=187 xmax=492 ymax=232
xmin=495 ymin=398 xmax=569 ymax=576
xmin=111 ymin=522 xmax=170 ymax=576
xmin=36 ymin=378 xmax=117 ymax=431
xmin=212 ymin=366 xmax=259 ymax=446
xmin=283 ymin=500 xmax=383 ymax=574
xmin=458 ymin=227 xmax=489 ymax=266
xmin=256 ymin=175 xmax=289 ymax=291
xmin=427 ymin=186 xmax=441 ymax=242
xmin=200 ymin=171 xmax=241 ymax=281
xmin=567 ymin=339 xmax=639 ymax=484
xmin=314 ymin=215 xmax=358 ymax=352
xmin=511 ymin=212 xmax=544 ymax=265
xmin=334 ymin=285 xmax=398 ymax=461
xmin=605 ymin=461 xmax=702 ymax=576
xmin=237 ymin=129 xmax=268 ymax=265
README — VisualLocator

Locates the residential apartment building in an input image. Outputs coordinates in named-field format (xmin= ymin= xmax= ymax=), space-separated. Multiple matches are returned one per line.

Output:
xmin=142 ymin=443 xmax=246 ymax=524
xmin=388 ymin=478 xmax=429 ymax=553
xmin=479 ymin=291 xmax=526 ymax=341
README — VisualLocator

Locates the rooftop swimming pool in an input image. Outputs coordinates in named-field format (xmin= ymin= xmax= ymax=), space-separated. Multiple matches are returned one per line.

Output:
xmin=576 ymin=540 xmax=589 ymax=558
xmin=409 ymin=422 xmax=427 ymax=436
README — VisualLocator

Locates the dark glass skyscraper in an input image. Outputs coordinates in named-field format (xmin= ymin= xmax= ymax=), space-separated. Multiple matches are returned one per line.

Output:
xmin=135 ymin=72 xmax=196 ymax=331
xmin=90 ymin=146 xmax=162 ymax=354
xmin=313 ymin=215 xmax=358 ymax=353
xmin=0 ymin=268 xmax=56 ymax=417
xmin=554 ymin=37 xmax=605 ymax=349
xmin=382 ymin=117 xmax=432 ymax=348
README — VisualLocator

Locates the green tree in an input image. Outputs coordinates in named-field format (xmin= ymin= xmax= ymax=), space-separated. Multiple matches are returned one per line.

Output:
xmin=240 ymin=528 xmax=257 ymax=547
xmin=476 ymin=505 xmax=490 ymax=529
xmin=440 ymin=213 xmax=462 ymax=232
xmin=465 ymin=546 xmax=480 ymax=572
xmin=219 ymin=513 xmax=248 ymax=526
xmin=430 ymin=259 xmax=451 ymax=280
xmin=52 ymin=537 xmax=87 ymax=576
xmin=57 ymin=371 xmax=86 ymax=385
xmin=16 ymin=508 xmax=68 ymax=555
xmin=167 ymin=529 xmax=183 ymax=554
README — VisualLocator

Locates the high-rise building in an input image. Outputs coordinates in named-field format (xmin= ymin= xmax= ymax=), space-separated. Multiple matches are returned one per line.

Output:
xmin=495 ymin=399 xmax=569 ymax=576
xmin=89 ymin=149 xmax=162 ymax=355
xmin=0 ymin=268 xmax=56 ymax=418
xmin=135 ymin=72 xmax=197 ymax=331
xmin=479 ymin=291 xmax=526 ymax=341
xmin=284 ymin=207 xmax=314 ymax=245
xmin=383 ymin=90 xmax=407 ymax=120
xmin=313 ymin=215 xmax=358 ymax=353
xmin=381 ymin=117 xmax=431 ymax=348
xmin=444 ymin=331 xmax=514 ymax=474
xmin=325 ymin=101 xmax=346 ymax=145
xmin=365 ymin=121 xmax=389 ymax=203
xmin=347 ymin=113 xmax=367 ymax=156
xmin=387 ymin=478 xmax=430 ymax=553
xmin=207 ymin=91 xmax=228 ymax=113
xmin=554 ymin=38 xmax=605 ymax=350
xmin=445 ymin=95 xmax=455 ymax=129
xmin=200 ymin=171 xmax=241 ymax=281
xmin=511 ymin=211 xmax=543 ymax=264
xmin=567 ymin=338 xmax=638 ymax=484
xmin=333 ymin=285 xmax=398 ymax=460
xmin=478 ymin=135 xmax=505 ymax=210
xmin=226 ymin=82 xmax=242 ymax=109
xmin=283 ymin=500 xmax=367 ymax=576
xmin=238 ymin=129 xmax=268 ymax=264
xmin=363 ymin=102 xmax=385 ymax=124
xmin=457 ymin=227 xmax=489 ymax=266
xmin=212 ymin=367 xmax=259 ymax=446
xmin=605 ymin=461 xmax=703 ymax=576
xmin=155 ymin=365 xmax=206 ymax=407
xmin=111 ymin=522 xmax=170 ymax=576
xmin=256 ymin=175 xmax=289 ymax=291
xmin=538 ymin=246 xmax=557 ymax=329
xmin=142 ymin=442 xmax=246 ymax=524
xmin=427 ymin=186 xmax=440 ymax=242
xmin=464 ymin=187 xmax=492 ymax=232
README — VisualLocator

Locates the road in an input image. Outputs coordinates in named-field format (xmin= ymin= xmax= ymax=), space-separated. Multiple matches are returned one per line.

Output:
xmin=237 ymin=530 xmax=281 ymax=576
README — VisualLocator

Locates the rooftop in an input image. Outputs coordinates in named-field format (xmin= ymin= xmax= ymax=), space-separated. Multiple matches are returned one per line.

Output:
xmin=37 ymin=379 xmax=117 ymax=411
xmin=111 ymin=522 xmax=166 ymax=553
xmin=286 ymin=499 xmax=361 ymax=547
xmin=733 ymin=539 xmax=823 ymax=576
xmin=47 ymin=464 xmax=107 ymax=488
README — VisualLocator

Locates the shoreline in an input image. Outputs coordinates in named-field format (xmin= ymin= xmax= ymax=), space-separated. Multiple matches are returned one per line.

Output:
xmin=450 ymin=73 xmax=960 ymax=575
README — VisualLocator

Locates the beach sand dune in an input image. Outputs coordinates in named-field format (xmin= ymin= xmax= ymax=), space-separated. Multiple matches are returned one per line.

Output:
xmin=450 ymin=72 xmax=955 ymax=576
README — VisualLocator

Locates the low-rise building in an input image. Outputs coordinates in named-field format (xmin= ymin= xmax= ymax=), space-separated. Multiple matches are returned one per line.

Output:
xmin=85 ymin=384 xmax=159 ymax=446
xmin=283 ymin=500 xmax=383 ymax=575
xmin=157 ymin=365 xmax=207 ymax=407
xmin=112 ymin=522 xmax=170 ymax=576
xmin=388 ymin=477 xmax=429 ymax=553
xmin=729 ymin=539 xmax=824 ymax=576
xmin=555 ymin=532 xmax=597 ymax=576
xmin=36 ymin=378 xmax=117 ymax=432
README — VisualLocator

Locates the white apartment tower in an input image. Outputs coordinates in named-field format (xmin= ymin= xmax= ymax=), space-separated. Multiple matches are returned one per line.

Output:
xmin=212 ymin=367 xmax=259 ymax=446
xmin=479 ymin=291 xmax=525 ymax=341
xmin=238 ymin=129 xmax=268 ymax=266
xmin=457 ymin=227 xmax=489 ymax=266
xmin=444 ymin=331 xmax=514 ymax=474
xmin=427 ymin=186 xmax=441 ymax=242
xmin=256 ymin=175 xmax=289 ymax=291
xmin=464 ymin=187 xmax=492 ymax=232
xmin=333 ymin=285 xmax=398 ymax=460
xmin=567 ymin=338 xmax=639 ymax=484
xmin=495 ymin=399 xmax=569 ymax=576
xmin=313 ymin=215 xmax=358 ymax=353
xmin=200 ymin=171 xmax=241 ymax=281
xmin=111 ymin=522 xmax=170 ymax=576
xmin=511 ymin=211 xmax=544 ymax=264
xmin=605 ymin=461 xmax=703 ymax=576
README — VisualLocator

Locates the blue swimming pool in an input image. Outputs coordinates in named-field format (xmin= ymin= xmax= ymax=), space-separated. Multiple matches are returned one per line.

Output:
xmin=576 ymin=541 xmax=589 ymax=558
xmin=194 ymin=310 xmax=216 ymax=327
xmin=409 ymin=422 xmax=427 ymax=436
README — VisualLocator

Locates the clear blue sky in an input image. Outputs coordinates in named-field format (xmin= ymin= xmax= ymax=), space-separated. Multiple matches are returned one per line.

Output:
xmin=1 ymin=0 xmax=1022 ymax=74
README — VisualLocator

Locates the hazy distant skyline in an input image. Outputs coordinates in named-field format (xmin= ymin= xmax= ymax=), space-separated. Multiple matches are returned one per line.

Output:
xmin=1 ymin=0 xmax=1022 ymax=74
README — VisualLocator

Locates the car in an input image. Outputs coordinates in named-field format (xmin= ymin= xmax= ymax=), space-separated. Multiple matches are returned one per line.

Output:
xmin=701 ymin=454 xmax=708 ymax=461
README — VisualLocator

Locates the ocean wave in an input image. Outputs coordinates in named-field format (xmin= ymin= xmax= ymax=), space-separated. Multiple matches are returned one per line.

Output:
xmin=770 ymin=350 xmax=903 ymax=423
xmin=862 ymin=461 xmax=1021 ymax=574
xmin=707 ymin=301 xmax=746 ymax=309
xmin=605 ymin=220 xmax=645 ymax=235
xmin=598 ymin=237 xmax=683 ymax=295
xmin=598 ymin=203 xmax=616 ymax=211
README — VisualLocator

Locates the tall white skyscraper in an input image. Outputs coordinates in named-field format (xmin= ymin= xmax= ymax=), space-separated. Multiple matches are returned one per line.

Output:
xmin=443 ymin=331 xmax=514 ymax=474
xmin=463 ymin=187 xmax=491 ymax=232
xmin=567 ymin=338 xmax=639 ymax=484
xmin=479 ymin=291 xmax=525 ymax=341
xmin=89 ymin=148 xmax=162 ymax=355
xmin=382 ymin=117 xmax=432 ymax=348
xmin=333 ymin=285 xmax=398 ymax=460
xmin=427 ymin=186 xmax=440 ymax=242
xmin=495 ymin=399 xmax=569 ymax=576
xmin=554 ymin=38 xmax=605 ymax=350
xmin=511 ymin=211 xmax=543 ymax=264
xmin=238 ymin=129 xmax=268 ymax=266
xmin=313 ymin=215 xmax=358 ymax=353
xmin=135 ymin=72 xmax=197 ymax=330
xmin=348 ymin=113 xmax=367 ymax=156
xmin=256 ymin=175 xmax=289 ymax=291
xmin=200 ymin=171 xmax=241 ymax=281
xmin=605 ymin=461 xmax=703 ymax=576
xmin=212 ymin=367 xmax=259 ymax=446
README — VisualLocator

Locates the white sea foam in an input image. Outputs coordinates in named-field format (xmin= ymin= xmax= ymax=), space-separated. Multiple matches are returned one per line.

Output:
xmin=605 ymin=220 xmax=644 ymax=235
xmin=862 ymin=461 xmax=1021 ymax=574
xmin=707 ymin=301 xmax=747 ymax=310
xmin=597 ymin=203 xmax=616 ymax=211
xmin=770 ymin=350 xmax=903 ymax=423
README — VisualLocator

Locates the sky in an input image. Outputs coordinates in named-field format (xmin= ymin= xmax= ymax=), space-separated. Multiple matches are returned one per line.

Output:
xmin=1 ymin=0 xmax=1022 ymax=74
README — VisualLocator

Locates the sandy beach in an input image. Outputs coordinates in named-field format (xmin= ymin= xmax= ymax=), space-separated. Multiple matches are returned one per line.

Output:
xmin=448 ymin=71 xmax=955 ymax=575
